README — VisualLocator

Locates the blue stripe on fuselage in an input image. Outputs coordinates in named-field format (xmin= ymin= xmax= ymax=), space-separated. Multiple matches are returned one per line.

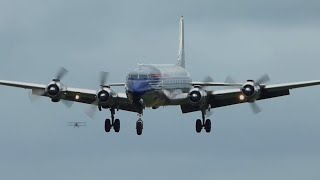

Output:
xmin=127 ymin=78 xmax=160 ymax=97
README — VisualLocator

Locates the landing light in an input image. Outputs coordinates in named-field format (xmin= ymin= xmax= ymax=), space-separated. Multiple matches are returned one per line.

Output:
xmin=239 ymin=94 xmax=245 ymax=101
xmin=75 ymin=95 xmax=80 ymax=100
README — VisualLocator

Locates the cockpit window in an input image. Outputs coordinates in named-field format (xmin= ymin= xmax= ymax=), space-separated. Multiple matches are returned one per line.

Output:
xmin=129 ymin=74 xmax=138 ymax=79
xmin=128 ymin=73 xmax=148 ymax=80
xmin=139 ymin=74 xmax=148 ymax=80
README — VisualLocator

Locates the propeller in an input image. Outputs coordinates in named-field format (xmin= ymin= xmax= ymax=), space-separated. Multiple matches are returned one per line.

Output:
xmin=99 ymin=71 xmax=109 ymax=87
xmin=85 ymin=103 xmax=99 ymax=119
xmin=250 ymin=74 xmax=270 ymax=114
xmin=27 ymin=67 xmax=73 ymax=108
xmin=55 ymin=67 xmax=69 ymax=81
xmin=168 ymin=89 xmax=183 ymax=99
xmin=203 ymin=76 xmax=214 ymax=83
xmin=28 ymin=90 xmax=73 ymax=108
xmin=61 ymin=100 xmax=74 ymax=108
xmin=225 ymin=75 xmax=236 ymax=84
xmin=249 ymin=102 xmax=262 ymax=114
xmin=28 ymin=91 xmax=40 ymax=103
xmin=256 ymin=73 xmax=270 ymax=84
xmin=225 ymin=74 xmax=270 ymax=85
xmin=85 ymin=71 xmax=110 ymax=118
xmin=198 ymin=76 xmax=214 ymax=117
xmin=225 ymin=74 xmax=270 ymax=114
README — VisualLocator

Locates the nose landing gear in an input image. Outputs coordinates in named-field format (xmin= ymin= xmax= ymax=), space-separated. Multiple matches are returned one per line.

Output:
xmin=136 ymin=113 xmax=144 ymax=135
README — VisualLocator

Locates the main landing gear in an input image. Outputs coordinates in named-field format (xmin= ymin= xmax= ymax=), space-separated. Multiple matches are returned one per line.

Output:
xmin=104 ymin=108 xmax=144 ymax=135
xmin=195 ymin=110 xmax=211 ymax=133
xmin=105 ymin=108 xmax=120 ymax=133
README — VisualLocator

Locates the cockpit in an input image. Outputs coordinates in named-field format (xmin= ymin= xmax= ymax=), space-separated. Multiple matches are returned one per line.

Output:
xmin=127 ymin=73 xmax=149 ymax=80
xmin=127 ymin=65 xmax=161 ymax=81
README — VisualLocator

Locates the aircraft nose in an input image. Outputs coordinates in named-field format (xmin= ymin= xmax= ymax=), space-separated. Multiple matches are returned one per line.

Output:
xmin=129 ymin=80 xmax=150 ymax=96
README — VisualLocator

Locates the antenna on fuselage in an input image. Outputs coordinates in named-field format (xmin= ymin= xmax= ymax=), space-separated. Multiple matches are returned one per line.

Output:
xmin=177 ymin=16 xmax=185 ymax=68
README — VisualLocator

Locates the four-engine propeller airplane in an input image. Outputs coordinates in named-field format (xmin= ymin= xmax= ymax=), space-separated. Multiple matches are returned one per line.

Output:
xmin=1 ymin=16 xmax=320 ymax=135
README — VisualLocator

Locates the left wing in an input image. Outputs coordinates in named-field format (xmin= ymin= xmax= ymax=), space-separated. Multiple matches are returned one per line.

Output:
xmin=181 ymin=80 xmax=320 ymax=113
xmin=0 ymin=80 xmax=140 ymax=113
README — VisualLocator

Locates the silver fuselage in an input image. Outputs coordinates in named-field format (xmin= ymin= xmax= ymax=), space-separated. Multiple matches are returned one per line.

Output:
xmin=126 ymin=64 xmax=192 ymax=107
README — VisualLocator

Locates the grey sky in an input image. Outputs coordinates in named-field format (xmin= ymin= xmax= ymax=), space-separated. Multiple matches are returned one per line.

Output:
xmin=1 ymin=0 xmax=320 ymax=179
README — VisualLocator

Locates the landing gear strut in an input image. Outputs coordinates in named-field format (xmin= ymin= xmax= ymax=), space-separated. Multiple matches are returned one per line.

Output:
xmin=195 ymin=110 xmax=212 ymax=133
xmin=105 ymin=108 xmax=120 ymax=133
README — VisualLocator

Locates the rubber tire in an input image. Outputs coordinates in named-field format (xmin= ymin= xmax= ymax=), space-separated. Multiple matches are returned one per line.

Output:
xmin=136 ymin=121 xmax=143 ymax=136
xmin=196 ymin=119 xmax=202 ymax=133
xmin=204 ymin=119 xmax=211 ymax=133
xmin=114 ymin=119 xmax=120 ymax=133
xmin=105 ymin=119 xmax=111 ymax=132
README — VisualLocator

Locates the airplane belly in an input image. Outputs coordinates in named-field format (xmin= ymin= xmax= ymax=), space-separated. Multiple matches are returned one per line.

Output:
xmin=141 ymin=90 xmax=166 ymax=107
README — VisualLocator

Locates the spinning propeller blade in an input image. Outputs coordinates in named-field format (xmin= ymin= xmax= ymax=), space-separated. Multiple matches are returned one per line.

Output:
xmin=249 ymin=102 xmax=262 ymax=114
xmin=225 ymin=74 xmax=270 ymax=114
xmin=99 ymin=71 xmax=109 ymax=86
xmin=55 ymin=67 xmax=69 ymax=81
xmin=256 ymin=74 xmax=270 ymax=84
xmin=86 ymin=71 xmax=110 ymax=118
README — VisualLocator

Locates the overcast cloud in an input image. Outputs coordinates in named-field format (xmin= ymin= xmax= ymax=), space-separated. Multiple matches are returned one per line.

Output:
xmin=0 ymin=0 xmax=320 ymax=179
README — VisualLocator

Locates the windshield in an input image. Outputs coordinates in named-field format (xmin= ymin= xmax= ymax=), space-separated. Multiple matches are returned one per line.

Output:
xmin=128 ymin=73 xmax=149 ymax=80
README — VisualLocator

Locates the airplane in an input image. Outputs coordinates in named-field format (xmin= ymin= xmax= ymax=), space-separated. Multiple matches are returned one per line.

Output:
xmin=1 ymin=16 xmax=320 ymax=135
xmin=67 ymin=122 xmax=86 ymax=128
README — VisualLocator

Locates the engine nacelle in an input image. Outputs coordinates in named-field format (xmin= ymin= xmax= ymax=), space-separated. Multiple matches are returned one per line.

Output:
xmin=46 ymin=80 xmax=66 ymax=101
xmin=241 ymin=80 xmax=261 ymax=101
xmin=188 ymin=87 xmax=207 ymax=105
xmin=97 ymin=87 xmax=115 ymax=105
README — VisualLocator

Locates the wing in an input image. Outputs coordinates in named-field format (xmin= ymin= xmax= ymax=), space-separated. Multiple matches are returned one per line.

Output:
xmin=0 ymin=80 xmax=140 ymax=113
xmin=191 ymin=82 xmax=242 ymax=87
xmin=181 ymin=80 xmax=320 ymax=113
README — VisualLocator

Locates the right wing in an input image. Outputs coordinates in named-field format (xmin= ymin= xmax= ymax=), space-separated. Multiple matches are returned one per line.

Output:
xmin=211 ymin=80 xmax=320 ymax=108
xmin=191 ymin=82 xmax=242 ymax=87
xmin=181 ymin=80 xmax=320 ymax=113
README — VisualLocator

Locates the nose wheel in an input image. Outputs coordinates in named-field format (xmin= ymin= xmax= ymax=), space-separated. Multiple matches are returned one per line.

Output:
xmin=195 ymin=110 xmax=212 ymax=133
xmin=104 ymin=108 xmax=121 ymax=133
xmin=136 ymin=118 xmax=143 ymax=135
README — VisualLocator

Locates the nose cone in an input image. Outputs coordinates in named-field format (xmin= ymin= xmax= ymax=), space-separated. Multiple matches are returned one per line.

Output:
xmin=128 ymin=80 xmax=150 ymax=97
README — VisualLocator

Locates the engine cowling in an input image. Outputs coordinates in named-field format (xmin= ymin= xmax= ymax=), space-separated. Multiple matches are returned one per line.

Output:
xmin=241 ymin=80 xmax=261 ymax=101
xmin=97 ymin=87 xmax=115 ymax=105
xmin=46 ymin=80 xmax=65 ymax=101
xmin=188 ymin=87 xmax=207 ymax=105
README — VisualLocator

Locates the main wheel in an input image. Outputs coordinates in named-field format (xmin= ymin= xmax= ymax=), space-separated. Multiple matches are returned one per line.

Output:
xmin=105 ymin=119 xmax=111 ymax=132
xmin=136 ymin=120 xmax=143 ymax=135
xmin=114 ymin=119 xmax=120 ymax=133
xmin=196 ymin=119 xmax=202 ymax=133
xmin=204 ymin=119 xmax=211 ymax=133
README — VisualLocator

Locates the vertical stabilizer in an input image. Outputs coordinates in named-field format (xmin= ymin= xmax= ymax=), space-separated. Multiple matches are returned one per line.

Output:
xmin=177 ymin=16 xmax=185 ymax=68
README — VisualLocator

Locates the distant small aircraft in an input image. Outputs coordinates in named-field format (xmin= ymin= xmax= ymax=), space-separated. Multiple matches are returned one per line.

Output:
xmin=1 ymin=16 xmax=320 ymax=135
xmin=67 ymin=122 xmax=86 ymax=128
